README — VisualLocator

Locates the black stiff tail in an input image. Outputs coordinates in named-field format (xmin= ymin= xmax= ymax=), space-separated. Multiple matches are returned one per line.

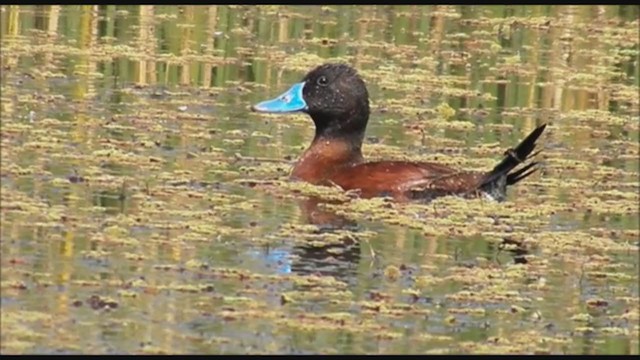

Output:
xmin=479 ymin=123 xmax=547 ymax=199
xmin=506 ymin=161 xmax=538 ymax=185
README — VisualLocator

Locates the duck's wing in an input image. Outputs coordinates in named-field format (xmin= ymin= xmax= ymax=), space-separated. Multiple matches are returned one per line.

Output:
xmin=326 ymin=161 xmax=483 ymax=201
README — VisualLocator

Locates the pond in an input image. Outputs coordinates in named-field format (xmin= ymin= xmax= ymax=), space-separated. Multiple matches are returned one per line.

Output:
xmin=1 ymin=5 xmax=638 ymax=355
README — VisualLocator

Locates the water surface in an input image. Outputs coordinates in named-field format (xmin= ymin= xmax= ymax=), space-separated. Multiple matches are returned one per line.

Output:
xmin=1 ymin=5 xmax=638 ymax=355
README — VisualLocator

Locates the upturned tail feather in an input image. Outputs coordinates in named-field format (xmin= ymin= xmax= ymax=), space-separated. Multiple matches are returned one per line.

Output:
xmin=479 ymin=123 xmax=547 ymax=198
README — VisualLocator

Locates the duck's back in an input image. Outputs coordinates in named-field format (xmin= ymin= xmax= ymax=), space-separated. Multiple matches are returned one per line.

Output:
xmin=325 ymin=160 xmax=485 ymax=201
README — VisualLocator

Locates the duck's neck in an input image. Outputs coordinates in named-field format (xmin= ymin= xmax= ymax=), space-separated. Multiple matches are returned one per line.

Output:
xmin=292 ymin=104 xmax=369 ymax=184
xmin=291 ymin=134 xmax=365 ymax=184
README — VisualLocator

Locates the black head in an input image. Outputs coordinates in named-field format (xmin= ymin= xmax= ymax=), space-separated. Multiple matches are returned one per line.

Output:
xmin=252 ymin=63 xmax=370 ymax=142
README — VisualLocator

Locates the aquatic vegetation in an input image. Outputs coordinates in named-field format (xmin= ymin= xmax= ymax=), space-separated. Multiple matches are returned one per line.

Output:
xmin=1 ymin=4 xmax=638 ymax=356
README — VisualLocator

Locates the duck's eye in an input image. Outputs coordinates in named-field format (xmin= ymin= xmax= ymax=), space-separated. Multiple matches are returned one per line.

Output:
xmin=317 ymin=76 xmax=328 ymax=86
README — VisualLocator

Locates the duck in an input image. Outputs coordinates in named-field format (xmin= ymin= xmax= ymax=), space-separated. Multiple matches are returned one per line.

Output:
xmin=251 ymin=63 xmax=546 ymax=202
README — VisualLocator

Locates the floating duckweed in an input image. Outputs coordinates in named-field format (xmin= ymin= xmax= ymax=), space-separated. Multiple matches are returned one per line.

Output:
xmin=81 ymin=250 xmax=111 ymax=260
xmin=384 ymin=265 xmax=401 ymax=282
xmin=570 ymin=313 xmax=594 ymax=322
xmin=184 ymin=259 xmax=210 ymax=270
xmin=1 ymin=280 xmax=28 ymax=290
xmin=448 ymin=307 xmax=487 ymax=316
xmin=1 ymin=5 xmax=638 ymax=355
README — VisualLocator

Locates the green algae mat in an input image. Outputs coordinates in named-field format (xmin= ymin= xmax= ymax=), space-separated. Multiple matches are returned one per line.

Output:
xmin=1 ymin=5 xmax=638 ymax=355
